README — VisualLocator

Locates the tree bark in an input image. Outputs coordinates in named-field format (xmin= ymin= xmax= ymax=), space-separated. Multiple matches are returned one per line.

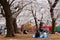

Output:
xmin=39 ymin=21 xmax=43 ymax=31
xmin=13 ymin=18 xmax=19 ymax=33
xmin=48 ymin=0 xmax=59 ymax=34
xmin=0 ymin=0 xmax=15 ymax=37
xmin=51 ymin=18 xmax=55 ymax=34
xmin=6 ymin=17 xmax=15 ymax=37
xmin=34 ymin=17 xmax=38 ymax=31
xmin=50 ymin=8 xmax=55 ymax=34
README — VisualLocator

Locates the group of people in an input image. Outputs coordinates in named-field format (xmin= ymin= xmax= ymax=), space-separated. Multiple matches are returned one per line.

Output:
xmin=22 ymin=20 xmax=49 ymax=38
xmin=32 ymin=30 xmax=48 ymax=38
xmin=32 ymin=21 xmax=49 ymax=38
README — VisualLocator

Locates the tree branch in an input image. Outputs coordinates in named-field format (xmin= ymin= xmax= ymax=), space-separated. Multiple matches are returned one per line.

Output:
xmin=25 ymin=9 xmax=31 ymax=11
xmin=0 ymin=8 xmax=5 ymax=17
xmin=22 ymin=2 xmax=32 ymax=9
xmin=31 ymin=10 xmax=35 ymax=17
xmin=9 ymin=0 xmax=15 ymax=6
xmin=47 ymin=0 xmax=52 ymax=7
xmin=12 ymin=1 xmax=32 ymax=17
xmin=55 ymin=13 xmax=60 ymax=21
xmin=16 ymin=9 xmax=23 ymax=17
xmin=35 ymin=10 xmax=36 ymax=16
xmin=12 ymin=7 xmax=22 ymax=15
xmin=8 ymin=0 xmax=10 ymax=3
xmin=52 ymin=0 xmax=59 ymax=8
xmin=41 ymin=13 xmax=43 ymax=21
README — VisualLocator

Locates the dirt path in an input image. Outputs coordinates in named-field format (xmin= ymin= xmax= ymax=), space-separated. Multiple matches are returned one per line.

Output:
xmin=0 ymin=34 xmax=60 ymax=40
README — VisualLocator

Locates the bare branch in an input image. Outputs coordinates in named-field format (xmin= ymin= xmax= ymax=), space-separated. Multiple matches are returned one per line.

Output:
xmin=12 ymin=7 xmax=22 ymax=15
xmin=25 ymin=9 xmax=35 ymax=17
xmin=12 ymin=9 xmax=23 ymax=18
xmin=0 ymin=8 xmax=5 ymax=17
xmin=47 ymin=0 xmax=52 ymax=6
xmin=41 ymin=13 xmax=43 ymax=21
xmin=10 ymin=2 xmax=15 ymax=7
xmin=52 ymin=0 xmax=59 ymax=8
xmin=9 ymin=0 xmax=15 ymax=6
xmin=30 ymin=3 xmax=36 ymax=17
xmin=31 ymin=10 xmax=35 ymax=17
xmin=15 ymin=9 xmax=22 ymax=17
xmin=35 ymin=10 xmax=36 ymax=16
xmin=48 ymin=0 xmax=59 ymax=8
xmin=48 ymin=0 xmax=51 ymax=4
xmin=22 ymin=2 xmax=32 ymax=9
xmin=48 ymin=0 xmax=59 ymax=20
xmin=12 ymin=1 xmax=32 ymax=17
xmin=55 ymin=13 xmax=60 ymax=21
xmin=25 ymin=9 xmax=31 ymax=11
xmin=8 ymin=0 xmax=10 ymax=3
xmin=0 ymin=3 xmax=5 ymax=17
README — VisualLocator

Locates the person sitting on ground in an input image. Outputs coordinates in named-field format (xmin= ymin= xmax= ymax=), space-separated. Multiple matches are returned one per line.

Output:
xmin=40 ymin=31 xmax=48 ymax=38
xmin=35 ymin=30 xmax=40 ymax=38
xmin=32 ymin=30 xmax=40 ymax=38
xmin=23 ymin=30 xmax=28 ymax=34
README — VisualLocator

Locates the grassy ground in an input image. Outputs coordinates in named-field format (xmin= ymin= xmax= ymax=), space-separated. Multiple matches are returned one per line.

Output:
xmin=0 ymin=33 xmax=60 ymax=40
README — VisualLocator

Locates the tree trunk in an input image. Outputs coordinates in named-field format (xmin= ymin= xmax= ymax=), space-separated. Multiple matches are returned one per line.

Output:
xmin=34 ymin=17 xmax=40 ymax=37
xmin=13 ymin=18 xmax=19 ymax=33
xmin=6 ymin=17 xmax=15 ymax=37
xmin=34 ymin=17 xmax=38 ymax=31
xmin=50 ymin=8 xmax=55 ymax=34
xmin=52 ymin=18 xmax=55 ymax=34
xmin=49 ymin=0 xmax=59 ymax=34
xmin=0 ymin=0 xmax=15 ymax=37
xmin=39 ymin=21 xmax=43 ymax=31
